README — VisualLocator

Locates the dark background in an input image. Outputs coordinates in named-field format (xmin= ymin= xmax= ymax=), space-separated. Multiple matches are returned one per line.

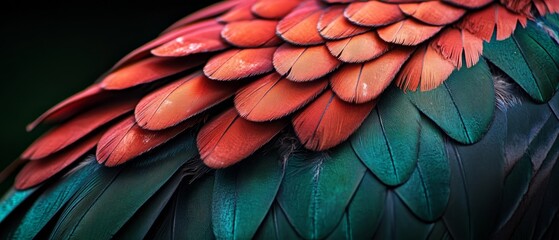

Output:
xmin=0 ymin=1 xmax=219 ymax=185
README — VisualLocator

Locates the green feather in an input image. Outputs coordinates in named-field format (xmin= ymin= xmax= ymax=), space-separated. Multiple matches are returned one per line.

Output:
xmin=484 ymin=22 xmax=559 ymax=102
xmin=407 ymin=59 xmax=495 ymax=144
xmin=427 ymin=221 xmax=452 ymax=240
xmin=327 ymin=171 xmax=386 ymax=239
xmin=395 ymin=116 xmax=449 ymax=222
xmin=12 ymin=161 xmax=98 ymax=239
xmin=114 ymin=172 xmax=183 ymax=240
xmin=0 ymin=187 xmax=36 ymax=224
xmin=374 ymin=191 xmax=434 ymax=240
xmin=51 ymin=133 xmax=197 ymax=239
xmin=254 ymin=203 xmax=301 ymax=240
xmin=277 ymin=143 xmax=366 ymax=239
xmin=352 ymin=87 xmax=421 ymax=186
xmin=443 ymin=111 xmax=506 ymax=240
xmin=212 ymin=148 xmax=284 ymax=239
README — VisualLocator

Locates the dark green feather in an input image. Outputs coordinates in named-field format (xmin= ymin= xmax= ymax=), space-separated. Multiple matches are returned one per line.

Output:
xmin=352 ymin=87 xmax=421 ymax=186
xmin=277 ymin=143 xmax=366 ymax=239
xmin=395 ymin=116 xmax=449 ymax=222
xmin=12 ymin=161 xmax=98 ymax=239
xmin=254 ymin=203 xmax=301 ymax=240
xmin=407 ymin=59 xmax=495 ymax=144
xmin=484 ymin=22 xmax=559 ymax=102
xmin=212 ymin=149 xmax=284 ymax=240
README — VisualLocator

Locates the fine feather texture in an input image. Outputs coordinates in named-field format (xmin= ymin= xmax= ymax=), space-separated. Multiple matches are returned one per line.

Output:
xmin=221 ymin=20 xmax=282 ymax=47
xmin=344 ymin=1 xmax=405 ymax=27
xmin=399 ymin=2 xmax=466 ymax=26
xmin=151 ymin=22 xmax=228 ymax=57
xmin=203 ymin=47 xmax=276 ymax=81
xmin=251 ymin=0 xmax=301 ymax=19
xmin=325 ymin=31 xmax=391 ymax=63
xmin=377 ymin=19 xmax=443 ymax=46
xmin=273 ymin=44 xmax=340 ymax=82
xmin=396 ymin=44 xmax=456 ymax=91
xmin=318 ymin=6 xmax=369 ymax=40
xmin=276 ymin=0 xmax=324 ymax=45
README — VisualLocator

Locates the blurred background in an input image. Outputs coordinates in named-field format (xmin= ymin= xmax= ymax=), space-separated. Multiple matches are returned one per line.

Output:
xmin=0 ymin=0 xmax=219 ymax=189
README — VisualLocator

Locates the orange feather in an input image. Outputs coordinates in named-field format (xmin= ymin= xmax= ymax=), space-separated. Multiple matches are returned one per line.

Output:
xmin=276 ymin=1 xmax=324 ymax=45
xmin=458 ymin=4 xmax=527 ymax=41
xmin=378 ymin=19 xmax=443 ymax=46
xmin=251 ymin=0 xmax=301 ymax=19
xmin=318 ymin=6 xmax=369 ymax=40
xmin=22 ymin=98 xmax=137 ymax=160
xmin=344 ymin=1 xmax=405 ymax=27
xmin=135 ymin=72 xmax=238 ymax=130
xmin=197 ymin=108 xmax=286 ymax=168
xmin=431 ymin=28 xmax=483 ymax=69
xmin=151 ymin=23 xmax=228 ymax=57
xmin=330 ymin=48 xmax=414 ymax=103
xmin=396 ymin=44 xmax=456 ymax=91
xmin=399 ymin=2 xmax=465 ymax=25
xmin=273 ymin=43 xmax=341 ymax=82
xmin=203 ymin=47 xmax=276 ymax=81
xmin=26 ymin=84 xmax=108 ymax=131
xmin=441 ymin=0 xmax=492 ymax=9
xmin=218 ymin=2 xmax=257 ymax=23
xmin=102 ymin=56 xmax=206 ymax=90
xmin=326 ymin=31 xmax=391 ymax=63
xmin=221 ymin=20 xmax=281 ymax=47
xmin=97 ymin=116 xmax=199 ymax=167
xmin=235 ymin=73 xmax=328 ymax=121
xmin=292 ymin=90 xmax=375 ymax=151
xmin=15 ymin=131 xmax=102 ymax=190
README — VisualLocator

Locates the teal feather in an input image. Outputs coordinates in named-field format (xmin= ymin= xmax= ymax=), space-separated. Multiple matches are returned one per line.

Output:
xmin=327 ymin=171 xmax=386 ymax=239
xmin=395 ymin=116 xmax=449 ymax=222
xmin=254 ymin=203 xmax=301 ymax=239
xmin=352 ymin=87 xmax=421 ymax=186
xmin=427 ymin=222 xmax=452 ymax=240
xmin=443 ymin=110 xmax=506 ymax=240
xmin=0 ymin=187 xmax=36 ymax=224
xmin=407 ymin=59 xmax=495 ymax=144
xmin=277 ymin=143 xmax=366 ymax=239
xmin=50 ymin=133 xmax=197 ymax=239
xmin=212 ymin=148 xmax=284 ymax=239
xmin=114 ymin=172 xmax=183 ymax=240
xmin=12 ymin=161 xmax=98 ymax=239
xmin=484 ymin=22 xmax=559 ymax=102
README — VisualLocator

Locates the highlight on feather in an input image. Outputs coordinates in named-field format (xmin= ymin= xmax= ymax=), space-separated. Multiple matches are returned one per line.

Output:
xmin=276 ymin=0 xmax=324 ymax=45
xmin=221 ymin=20 xmax=281 ymax=47
xmin=203 ymin=47 xmax=276 ymax=81
xmin=398 ymin=2 xmax=466 ymax=25
xmin=197 ymin=108 xmax=286 ymax=168
xmin=396 ymin=44 xmax=455 ymax=91
xmin=251 ymin=0 xmax=301 ymax=19
xmin=151 ymin=22 xmax=228 ymax=57
xmin=431 ymin=28 xmax=484 ymax=69
xmin=135 ymin=72 xmax=238 ymax=130
xmin=273 ymin=44 xmax=341 ymax=82
xmin=326 ymin=31 xmax=391 ymax=63
xmin=344 ymin=1 xmax=405 ymax=27
xmin=318 ymin=6 xmax=369 ymax=40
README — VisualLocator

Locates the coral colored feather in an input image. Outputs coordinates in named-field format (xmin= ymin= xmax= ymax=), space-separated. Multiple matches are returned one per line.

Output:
xmin=251 ymin=0 xmax=301 ymax=19
xmin=97 ymin=116 xmax=199 ymax=167
xmin=330 ymin=48 xmax=413 ymax=103
xmin=101 ymin=56 xmax=206 ymax=90
xmin=204 ymin=47 xmax=276 ymax=81
xmin=151 ymin=23 xmax=228 ymax=57
xmin=399 ymin=2 xmax=465 ymax=25
xmin=197 ymin=108 xmax=286 ymax=168
xmin=292 ymin=90 xmax=375 ymax=151
xmin=235 ymin=73 xmax=328 ymax=121
xmin=431 ymin=28 xmax=483 ymax=69
xmin=458 ymin=4 xmax=528 ymax=41
xmin=135 ymin=72 xmax=238 ymax=130
xmin=221 ymin=20 xmax=281 ymax=47
xmin=162 ymin=1 xmax=239 ymax=33
xmin=218 ymin=2 xmax=257 ymax=23
xmin=344 ymin=1 xmax=405 ymax=27
xmin=276 ymin=1 xmax=324 ymax=45
xmin=273 ymin=44 xmax=341 ymax=82
xmin=22 ymin=98 xmax=137 ymax=160
xmin=396 ymin=44 xmax=456 ymax=91
xmin=15 ymin=131 xmax=102 ymax=190
xmin=326 ymin=31 xmax=391 ymax=63
xmin=318 ymin=6 xmax=369 ymax=40
xmin=441 ymin=0 xmax=492 ymax=9
xmin=378 ymin=19 xmax=443 ymax=46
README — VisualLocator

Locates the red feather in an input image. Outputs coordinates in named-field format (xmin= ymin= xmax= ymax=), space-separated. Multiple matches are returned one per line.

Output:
xmin=22 ymin=98 xmax=137 ymax=160
xmin=458 ymin=4 xmax=527 ymax=41
xmin=15 ymin=131 xmax=102 ymax=190
xmin=197 ymin=108 xmax=286 ymax=168
xmin=101 ymin=56 xmax=206 ymax=90
xmin=97 ymin=116 xmax=199 ymax=167
xmin=318 ymin=6 xmax=369 ymax=40
xmin=235 ymin=73 xmax=328 ymax=121
xmin=326 ymin=31 xmax=391 ymax=63
xmin=251 ymin=0 xmax=302 ymax=19
xmin=204 ymin=47 xmax=276 ymax=81
xmin=441 ymin=0 xmax=492 ymax=9
xmin=26 ymin=84 xmax=108 ymax=131
xmin=293 ymin=90 xmax=375 ymax=151
xmin=273 ymin=44 xmax=341 ymax=82
xmin=377 ymin=19 xmax=443 ymax=46
xmin=151 ymin=23 xmax=228 ymax=57
xmin=135 ymin=72 xmax=238 ymax=130
xmin=221 ymin=20 xmax=282 ymax=47
xmin=163 ymin=1 xmax=240 ymax=32
xmin=330 ymin=48 xmax=413 ymax=103
xmin=344 ymin=1 xmax=405 ymax=27
xmin=218 ymin=2 xmax=257 ymax=23
xmin=431 ymin=28 xmax=483 ymax=69
xmin=396 ymin=44 xmax=456 ymax=91
xmin=399 ymin=2 xmax=466 ymax=25
xmin=276 ymin=1 xmax=324 ymax=45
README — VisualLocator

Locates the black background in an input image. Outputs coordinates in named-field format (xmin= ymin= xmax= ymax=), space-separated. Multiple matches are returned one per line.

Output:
xmin=0 ymin=1 xmax=220 ymax=183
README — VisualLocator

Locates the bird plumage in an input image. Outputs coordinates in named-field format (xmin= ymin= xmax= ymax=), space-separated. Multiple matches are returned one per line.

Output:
xmin=1 ymin=0 xmax=559 ymax=239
